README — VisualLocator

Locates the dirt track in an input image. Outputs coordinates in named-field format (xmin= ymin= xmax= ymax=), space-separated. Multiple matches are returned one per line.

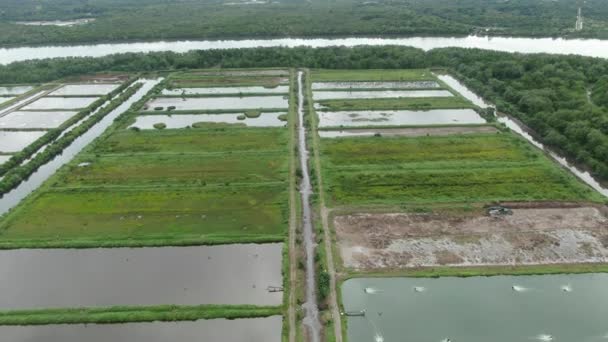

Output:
xmin=335 ymin=205 xmax=608 ymax=270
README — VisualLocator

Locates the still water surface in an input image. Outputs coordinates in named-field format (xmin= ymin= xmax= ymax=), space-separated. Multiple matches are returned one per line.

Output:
xmin=317 ymin=109 xmax=484 ymax=127
xmin=131 ymin=113 xmax=286 ymax=128
xmin=21 ymin=97 xmax=99 ymax=110
xmin=0 ymin=243 xmax=282 ymax=309
xmin=0 ymin=316 xmax=282 ymax=342
xmin=49 ymin=84 xmax=120 ymax=96
xmin=146 ymin=96 xmax=289 ymax=110
xmin=162 ymin=85 xmax=289 ymax=95
xmin=0 ymin=131 xmax=46 ymax=152
xmin=313 ymin=90 xmax=452 ymax=101
xmin=312 ymin=81 xmax=440 ymax=90
xmin=0 ymin=111 xmax=77 ymax=129
xmin=343 ymin=275 xmax=608 ymax=342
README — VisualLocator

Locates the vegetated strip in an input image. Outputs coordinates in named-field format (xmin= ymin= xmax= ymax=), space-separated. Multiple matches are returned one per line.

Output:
xmin=0 ymin=81 xmax=142 ymax=195
xmin=343 ymin=263 xmax=608 ymax=279
xmin=0 ymin=304 xmax=281 ymax=326
xmin=315 ymin=96 xmax=473 ymax=111
xmin=0 ymin=78 xmax=137 ymax=178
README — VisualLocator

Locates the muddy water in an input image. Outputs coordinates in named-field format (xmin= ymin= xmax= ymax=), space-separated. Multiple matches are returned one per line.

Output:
xmin=343 ymin=275 xmax=608 ymax=342
xmin=313 ymin=89 xmax=452 ymax=100
xmin=0 ymin=79 xmax=161 ymax=215
xmin=162 ymin=85 xmax=290 ymax=95
xmin=146 ymin=96 xmax=289 ymax=110
xmin=0 ymin=86 xmax=33 ymax=96
xmin=297 ymin=71 xmax=321 ymax=342
xmin=0 ymin=316 xmax=282 ymax=342
xmin=0 ymin=244 xmax=282 ymax=309
xmin=317 ymin=109 xmax=484 ymax=127
xmin=0 ymin=111 xmax=77 ymax=129
xmin=49 ymin=84 xmax=120 ymax=96
xmin=439 ymin=73 xmax=608 ymax=197
xmin=22 ymin=97 xmax=99 ymax=110
xmin=3 ymin=36 xmax=608 ymax=65
xmin=131 ymin=113 xmax=286 ymax=128
xmin=0 ymin=131 xmax=46 ymax=152
xmin=312 ymin=81 xmax=440 ymax=90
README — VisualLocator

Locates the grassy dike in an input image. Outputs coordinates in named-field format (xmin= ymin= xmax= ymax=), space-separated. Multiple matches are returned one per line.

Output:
xmin=0 ymin=305 xmax=281 ymax=326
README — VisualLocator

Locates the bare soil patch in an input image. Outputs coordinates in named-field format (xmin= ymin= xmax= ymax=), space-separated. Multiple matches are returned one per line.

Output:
xmin=335 ymin=205 xmax=608 ymax=270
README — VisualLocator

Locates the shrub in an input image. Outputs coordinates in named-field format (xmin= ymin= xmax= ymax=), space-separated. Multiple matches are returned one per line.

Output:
xmin=153 ymin=122 xmax=166 ymax=130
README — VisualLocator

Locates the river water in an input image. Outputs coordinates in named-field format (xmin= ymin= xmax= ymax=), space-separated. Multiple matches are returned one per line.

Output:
xmin=2 ymin=36 xmax=608 ymax=65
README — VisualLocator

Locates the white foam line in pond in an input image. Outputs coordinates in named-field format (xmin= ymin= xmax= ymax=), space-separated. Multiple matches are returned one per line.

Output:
xmin=313 ymin=90 xmax=453 ymax=100
xmin=317 ymin=109 xmax=485 ymax=127
xmin=130 ymin=113 xmax=287 ymax=129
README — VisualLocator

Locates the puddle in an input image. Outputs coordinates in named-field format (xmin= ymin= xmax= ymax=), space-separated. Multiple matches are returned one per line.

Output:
xmin=0 ymin=243 xmax=283 ymax=309
xmin=312 ymin=81 xmax=440 ymax=90
xmin=146 ymin=96 xmax=288 ymax=110
xmin=0 ymin=86 xmax=33 ymax=96
xmin=130 ymin=113 xmax=286 ymax=128
xmin=0 ymin=131 xmax=47 ymax=153
xmin=317 ymin=109 xmax=485 ymax=127
xmin=49 ymin=84 xmax=120 ymax=96
xmin=343 ymin=275 xmax=608 ymax=342
xmin=21 ymin=97 xmax=100 ymax=110
xmin=313 ymin=90 xmax=453 ymax=100
xmin=0 ymin=111 xmax=78 ymax=129
xmin=162 ymin=85 xmax=289 ymax=95
xmin=0 ymin=316 xmax=282 ymax=342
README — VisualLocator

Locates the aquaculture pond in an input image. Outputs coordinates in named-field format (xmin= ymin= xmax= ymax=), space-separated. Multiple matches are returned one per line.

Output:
xmin=21 ymin=97 xmax=99 ymax=110
xmin=342 ymin=275 xmax=608 ymax=342
xmin=313 ymin=90 xmax=453 ymax=100
xmin=317 ymin=109 xmax=485 ymax=127
xmin=0 ymin=316 xmax=282 ymax=342
xmin=0 ymin=96 xmax=15 ymax=105
xmin=146 ymin=96 xmax=289 ymax=110
xmin=0 ymin=131 xmax=46 ymax=152
xmin=131 ymin=113 xmax=286 ymax=128
xmin=312 ymin=81 xmax=440 ymax=90
xmin=0 ymin=86 xmax=33 ymax=96
xmin=0 ymin=243 xmax=283 ymax=309
xmin=49 ymin=84 xmax=120 ymax=96
xmin=161 ymin=85 xmax=289 ymax=95
xmin=0 ymin=111 xmax=77 ymax=129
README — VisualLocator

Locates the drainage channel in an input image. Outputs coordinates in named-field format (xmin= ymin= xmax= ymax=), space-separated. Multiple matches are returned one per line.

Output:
xmin=296 ymin=70 xmax=322 ymax=342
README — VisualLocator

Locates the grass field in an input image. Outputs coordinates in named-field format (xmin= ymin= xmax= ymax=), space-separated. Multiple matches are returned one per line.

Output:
xmin=311 ymin=69 xmax=436 ymax=82
xmin=319 ymin=133 xmax=603 ymax=206
xmin=315 ymin=97 xmax=473 ymax=111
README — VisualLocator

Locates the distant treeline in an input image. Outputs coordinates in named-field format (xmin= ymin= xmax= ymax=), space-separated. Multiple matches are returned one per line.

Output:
xmin=1 ymin=0 xmax=608 ymax=46
xmin=0 ymin=45 xmax=607 ymax=184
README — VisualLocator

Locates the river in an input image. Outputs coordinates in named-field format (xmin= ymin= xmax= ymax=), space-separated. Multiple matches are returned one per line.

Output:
xmin=2 ymin=35 xmax=608 ymax=65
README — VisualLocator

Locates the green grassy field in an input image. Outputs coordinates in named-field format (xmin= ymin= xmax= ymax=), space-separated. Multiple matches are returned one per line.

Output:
xmin=315 ymin=97 xmax=473 ymax=111
xmin=311 ymin=69 xmax=436 ymax=82
xmin=319 ymin=133 xmax=603 ymax=206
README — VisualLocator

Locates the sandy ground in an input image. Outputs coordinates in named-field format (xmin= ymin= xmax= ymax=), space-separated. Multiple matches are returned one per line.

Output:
xmin=335 ymin=205 xmax=608 ymax=270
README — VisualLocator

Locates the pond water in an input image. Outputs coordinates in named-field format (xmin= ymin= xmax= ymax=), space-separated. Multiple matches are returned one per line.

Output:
xmin=49 ymin=84 xmax=120 ymax=96
xmin=131 ymin=113 xmax=286 ymax=128
xmin=0 ymin=79 xmax=161 ymax=215
xmin=343 ymin=275 xmax=608 ymax=342
xmin=0 ymin=111 xmax=77 ymax=129
xmin=0 ymin=316 xmax=282 ymax=342
xmin=0 ymin=91 xmax=46 ymax=116
xmin=313 ymin=90 xmax=453 ymax=101
xmin=21 ymin=97 xmax=99 ymax=110
xmin=161 ymin=85 xmax=289 ymax=95
xmin=0 ymin=243 xmax=282 ymax=309
xmin=312 ymin=81 xmax=440 ymax=90
xmin=0 ymin=131 xmax=47 ymax=152
xmin=0 ymin=86 xmax=33 ymax=96
xmin=436 ymin=74 xmax=491 ymax=107
xmin=3 ymin=36 xmax=608 ymax=65
xmin=317 ymin=109 xmax=484 ymax=127
xmin=146 ymin=96 xmax=289 ymax=110
xmin=0 ymin=96 xmax=15 ymax=105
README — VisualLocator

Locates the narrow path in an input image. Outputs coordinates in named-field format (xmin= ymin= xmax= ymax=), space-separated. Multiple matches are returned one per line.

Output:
xmin=288 ymin=69 xmax=298 ymax=342
xmin=296 ymin=70 xmax=322 ymax=342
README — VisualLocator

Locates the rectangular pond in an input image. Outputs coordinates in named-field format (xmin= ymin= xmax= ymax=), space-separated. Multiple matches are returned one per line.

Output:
xmin=312 ymin=81 xmax=440 ymax=90
xmin=0 ymin=243 xmax=283 ymax=309
xmin=21 ymin=97 xmax=99 ymax=110
xmin=162 ymin=85 xmax=290 ymax=95
xmin=0 ymin=131 xmax=46 ymax=153
xmin=0 ymin=111 xmax=78 ymax=129
xmin=317 ymin=109 xmax=485 ymax=127
xmin=343 ymin=275 xmax=608 ymax=342
xmin=146 ymin=96 xmax=289 ymax=110
xmin=49 ymin=84 xmax=120 ymax=96
xmin=131 ymin=113 xmax=286 ymax=129
xmin=313 ymin=90 xmax=453 ymax=101
xmin=0 ymin=316 xmax=282 ymax=342
xmin=0 ymin=86 xmax=33 ymax=96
